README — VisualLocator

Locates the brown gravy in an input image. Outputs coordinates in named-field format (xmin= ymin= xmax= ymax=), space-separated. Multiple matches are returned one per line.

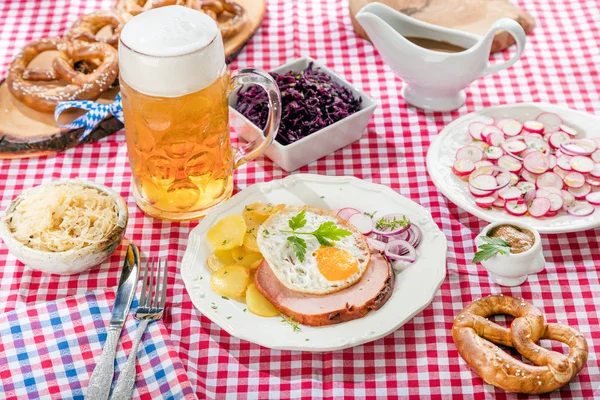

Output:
xmin=405 ymin=36 xmax=467 ymax=53
xmin=488 ymin=224 xmax=535 ymax=254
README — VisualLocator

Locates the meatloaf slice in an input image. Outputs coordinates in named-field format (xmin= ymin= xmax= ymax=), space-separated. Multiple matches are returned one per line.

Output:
xmin=254 ymin=252 xmax=395 ymax=326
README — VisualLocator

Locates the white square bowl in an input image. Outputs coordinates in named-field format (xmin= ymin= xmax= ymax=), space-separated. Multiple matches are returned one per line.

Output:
xmin=229 ymin=57 xmax=377 ymax=172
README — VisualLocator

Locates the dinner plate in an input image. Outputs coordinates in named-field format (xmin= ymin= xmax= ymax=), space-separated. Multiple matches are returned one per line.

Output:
xmin=427 ymin=103 xmax=600 ymax=234
xmin=181 ymin=174 xmax=447 ymax=351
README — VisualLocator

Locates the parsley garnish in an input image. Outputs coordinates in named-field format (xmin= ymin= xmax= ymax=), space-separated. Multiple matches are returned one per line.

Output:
xmin=223 ymin=271 xmax=228 ymax=274
xmin=263 ymin=229 xmax=270 ymax=237
xmin=375 ymin=215 xmax=410 ymax=231
xmin=320 ymin=195 xmax=325 ymax=198
xmin=221 ymin=296 xmax=229 ymax=300
xmin=364 ymin=210 xmax=377 ymax=219
xmin=221 ymin=240 xmax=228 ymax=246
xmin=280 ymin=210 xmax=352 ymax=261
xmin=281 ymin=315 xmax=301 ymax=332
xmin=473 ymin=236 xmax=511 ymax=263
xmin=211 ymin=303 xmax=218 ymax=310
xmin=227 ymin=316 xmax=232 ymax=319
xmin=245 ymin=207 xmax=254 ymax=211
xmin=243 ymin=308 xmax=247 ymax=312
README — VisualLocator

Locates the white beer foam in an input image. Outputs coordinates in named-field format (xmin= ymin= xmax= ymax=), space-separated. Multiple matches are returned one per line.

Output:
xmin=119 ymin=6 xmax=225 ymax=97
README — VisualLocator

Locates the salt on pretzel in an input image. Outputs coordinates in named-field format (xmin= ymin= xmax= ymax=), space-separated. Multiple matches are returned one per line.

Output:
xmin=7 ymin=38 xmax=118 ymax=113
xmin=187 ymin=0 xmax=247 ymax=39
xmin=66 ymin=10 xmax=125 ymax=47
xmin=452 ymin=295 xmax=588 ymax=394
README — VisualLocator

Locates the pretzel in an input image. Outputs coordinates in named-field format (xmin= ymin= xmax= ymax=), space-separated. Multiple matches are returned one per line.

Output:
xmin=66 ymin=10 xmax=125 ymax=47
xmin=187 ymin=0 xmax=247 ymax=39
xmin=453 ymin=296 xmax=588 ymax=394
xmin=7 ymin=38 xmax=118 ymax=113
xmin=115 ymin=0 xmax=184 ymax=20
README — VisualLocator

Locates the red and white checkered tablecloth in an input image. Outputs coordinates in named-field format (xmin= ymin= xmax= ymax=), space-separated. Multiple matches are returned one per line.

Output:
xmin=1 ymin=0 xmax=600 ymax=398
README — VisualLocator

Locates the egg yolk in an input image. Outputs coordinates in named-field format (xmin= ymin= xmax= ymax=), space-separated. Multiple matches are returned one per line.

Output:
xmin=313 ymin=247 xmax=359 ymax=281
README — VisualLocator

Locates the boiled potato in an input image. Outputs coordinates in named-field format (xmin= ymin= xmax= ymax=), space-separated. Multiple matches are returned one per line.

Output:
xmin=206 ymin=249 xmax=236 ymax=272
xmin=231 ymin=246 xmax=263 ymax=270
xmin=242 ymin=203 xmax=285 ymax=225
xmin=207 ymin=215 xmax=246 ymax=250
xmin=242 ymin=221 xmax=261 ymax=253
xmin=210 ymin=265 xmax=250 ymax=299
xmin=246 ymin=283 xmax=279 ymax=317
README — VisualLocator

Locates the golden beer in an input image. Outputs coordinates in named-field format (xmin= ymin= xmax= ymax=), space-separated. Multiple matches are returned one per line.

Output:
xmin=118 ymin=6 xmax=280 ymax=220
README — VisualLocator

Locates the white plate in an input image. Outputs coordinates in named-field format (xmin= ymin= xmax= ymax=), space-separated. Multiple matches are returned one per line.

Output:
xmin=181 ymin=174 xmax=447 ymax=351
xmin=427 ymin=103 xmax=600 ymax=234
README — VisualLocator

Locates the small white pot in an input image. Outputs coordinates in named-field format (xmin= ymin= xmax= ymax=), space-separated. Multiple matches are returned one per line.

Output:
xmin=0 ymin=180 xmax=128 ymax=275
xmin=475 ymin=221 xmax=545 ymax=286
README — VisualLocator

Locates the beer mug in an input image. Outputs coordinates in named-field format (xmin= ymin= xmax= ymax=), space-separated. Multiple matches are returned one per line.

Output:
xmin=118 ymin=6 xmax=281 ymax=220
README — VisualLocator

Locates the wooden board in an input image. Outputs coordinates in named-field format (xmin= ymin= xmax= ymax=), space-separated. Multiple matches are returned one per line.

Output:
xmin=224 ymin=0 xmax=266 ymax=62
xmin=349 ymin=0 xmax=535 ymax=53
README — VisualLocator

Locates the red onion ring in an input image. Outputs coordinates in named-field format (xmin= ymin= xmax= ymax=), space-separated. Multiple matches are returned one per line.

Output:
xmin=384 ymin=239 xmax=416 ymax=262
xmin=372 ymin=213 xmax=411 ymax=236
xmin=367 ymin=237 xmax=386 ymax=252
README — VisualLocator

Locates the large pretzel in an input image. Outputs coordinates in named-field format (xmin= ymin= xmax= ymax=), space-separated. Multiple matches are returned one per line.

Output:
xmin=7 ymin=38 xmax=118 ymax=113
xmin=115 ymin=0 xmax=185 ymax=20
xmin=187 ymin=0 xmax=247 ymax=38
xmin=66 ymin=10 xmax=125 ymax=47
xmin=453 ymin=296 xmax=588 ymax=394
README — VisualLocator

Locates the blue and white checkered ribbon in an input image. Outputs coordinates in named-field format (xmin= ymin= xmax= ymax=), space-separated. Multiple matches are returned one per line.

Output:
xmin=54 ymin=94 xmax=124 ymax=142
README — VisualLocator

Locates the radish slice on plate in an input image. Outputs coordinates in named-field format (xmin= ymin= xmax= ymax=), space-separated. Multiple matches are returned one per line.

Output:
xmin=569 ymin=156 xmax=595 ymax=173
xmin=337 ymin=207 xmax=361 ymax=220
xmin=585 ymin=192 xmax=600 ymax=205
xmin=456 ymin=145 xmax=484 ymax=161
xmin=523 ymin=120 xmax=544 ymax=133
xmin=481 ymin=125 xmax=502 ymax=140
xmin=591 ymin=150 xmax=600 ymax=163
xmin=521 ymin=170 xmax=540 ymax=184
xmin=536 ymin=172 xmax=564 ymax=189
xmin=586 ymin=176 xmax=600 ymax=187
xmin=498 ymin=187 xmax=522 ymax=201
xmin=524 ymin=136 xmax=551 ymax=154
xmin=566 ymin=201 xmax=595 ymax=216
xmin=453 ymin=159 xmax=475 ymax=176
xmin=556 ymin=156 xmax=572 ymax=171
xmin=529 ymin=197 xmax=551 ymax=218
xmin=568 ymin=184 xmax=592 ymax=199
xmin=524 ymin=188 xmax=536 ymax=204
xmin=517 ymin=181 xmax=535 ymax=193
xmin=561 ymin=190 xmax=576 ymax=208
xmin=468 ymin=121 xmax=486 ymax=141
xmin=536 ymin=112 xmax=562 ymax=133
xmin=477 ymin=116 xmax=495 ymax=125
xmin=475 ymin=196 xmax=496 ymax=208
xmin=591 ymin=164 xmax=600 ymax=178
xmin=502 ymin=138 xmax=527 ymax=155
xmin=559 ymin=124 xmax=578 ymax=136
xmin=564 ymin=171 xmax=585 ymax=188
xmin=493 ymin=197 xmax=506 ymax=207
xmin=496 ymin=118 xmax=514 ymax=130
xmin=510 ymin=173 xmax=520 ymax=186
xmin=553 ymin=167 xmax=569 ymax=179
xmin=502 ymin=120 xmax=523 ymax=137
xmin=549 ymin=131 xmax=570 ymax=149
xmin=561 ymin=139 xmax=596 ymax=156
xmin=497 ymin=155 xmax=522 ymax=172
xmin=474 ymin=160 xmax=494 ymax=169
xmin=523 ymin=151 xmax=550 ymax=174
xmin=486 ymin=131 xmax=505 ymax=147
xmin=547 ymin=154 xmax=557 ymax=169
xmin=505 ymin=201 xmax=528 ymax=216
xmin=348 ymin=213 xmax=373 ymax=235
xmin=470 ymin=175 xmax=499 ymax=191
xmin=484 ymin=146 xmax=504 ymax=160
xmin=546 ymin=193 xmax=564 ymax=212
xmin=470 ymin=185 xmax=495 ymax=197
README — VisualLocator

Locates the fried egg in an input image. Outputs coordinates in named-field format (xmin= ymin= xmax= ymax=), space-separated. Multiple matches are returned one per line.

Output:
xmin=257 ymin=206 xmax=370 ymax=294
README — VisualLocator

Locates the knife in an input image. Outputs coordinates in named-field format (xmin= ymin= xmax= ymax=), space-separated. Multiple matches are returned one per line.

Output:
xmin=86 ymin=243 xmax=140 ymax=400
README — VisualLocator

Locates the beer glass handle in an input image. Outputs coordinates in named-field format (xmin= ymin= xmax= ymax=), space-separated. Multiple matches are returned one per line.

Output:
xmin=230 ymin=68 xmax=281 ymax=168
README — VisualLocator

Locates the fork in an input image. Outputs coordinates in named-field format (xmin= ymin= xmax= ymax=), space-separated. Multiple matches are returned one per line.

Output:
xmin=111 ymin=258 xmax=168 ymax=400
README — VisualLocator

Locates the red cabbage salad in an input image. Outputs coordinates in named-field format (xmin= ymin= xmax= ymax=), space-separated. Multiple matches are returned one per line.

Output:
xmin=234 ymin=63 xmax=362 ymax=146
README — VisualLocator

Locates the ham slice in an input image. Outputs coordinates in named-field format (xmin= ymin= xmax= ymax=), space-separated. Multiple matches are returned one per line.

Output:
xmin=254 ymin=252 xmax=395 ymax=326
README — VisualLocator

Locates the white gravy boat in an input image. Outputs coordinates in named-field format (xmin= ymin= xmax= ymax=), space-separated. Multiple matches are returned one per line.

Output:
xmin=356 ymin=3 xmax=527 ymax=112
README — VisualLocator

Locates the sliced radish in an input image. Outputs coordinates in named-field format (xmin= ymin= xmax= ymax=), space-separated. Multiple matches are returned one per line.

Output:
xmin=523 ymin=188 xmax=536 ymax=204
xmin=523 ymin=120 xmax=544 ymax=133
xmin=556 ymin=156 xmax=572 ymax=171
xmin=590 ymin=164 xmax=600 ymax=178
xmin=502 ymin=120 xmax=523 ymax=137
xmin=337 ymin=207 xmax=362 ymax=220
xmin=546 ymin=193 xmax=564 ymax=212
xmin=566 ymin=201 xmax=594 ymax=216
xmin=457 ymin=145 xmax=484 ymax=161
xmin=510 ymin=173 xmax=520 ymax=186
xmin=591 ymin=150 xmax=600 ymax=163
xmin=524 ymin=136 xmax=551 ymax=154
xmin=529 ymin=197 xmax=551 ymax=218
xmin=559 ymin=124 xmax=578 ymax=137
xmin=548 ymin=154 xmax=557 ymax=169
xmin=553 ymin=167 xmax=569 ymax=179
xmin=493 ymin=197 xmax=506 ymax=207
xmin=523 ymin=151 xmax=549 ymax=174
xmin=586 ymin=176 xmax=600 ymax=187
xmin=568 ymin=184 xmax=592 ymax=199
xmin=348 ymin=213 xmax=374 ymax=235
xmin=517 ymin=181 xmax=535 ymax=193
xmin=536 ymin=187 xmax=562 ymax=199
xmin=536 ymin=172 xmax=563 ymax=189
xmin=502 ymin=139 xmax=527 ymax=155
xmin=470 ymin=185 xmax=494 ymax=197
xmin=569 ymin=156 xmax=595 ymax=173
xmin=471 ymin=141 xmax=489 ymax=150
xmin=497 ymin=155 xmax=522 ymax=172
xmin=498 ymin=187 xmax=523 ymax=201
xmin=561 ymin=190 xmax=576 ymax=208
xmin=561 ymin=139 xmax=596 ymax=156
xmin=474 ymin=160 xmax=494 ymax=169
xmin=470 ymin=175 xmax=499 ymax=191
xmin=549 ymin=131 xmax=570 ymax=149
xmin=453 ymin=159 xmax=476 ymax=176
xmin=468 ymin=121 xmax=486 ymax=141
xmin=564 ymin=171 xmax=586 ymax=188
xmin=475 ymin=196 xmax=496 ymax=208
xmin=585 ymin=192 xmax=600 ymax=205
xmin=484 ymin=146 xmax=504 ymax=160
xmin=505 ymin=200 xmax=527 ymax=216
xmin=521 ymin=170 xmax=540 ymax=184
xmin=536 ymin=112 xmax=562 ymax=133
xmin=486 ymin=131 xmax=505 ymax=147
xmin=477 ymin=116 xmax=495 ymax=125
xmin=496 ymin=118 xmax=514 ymax=129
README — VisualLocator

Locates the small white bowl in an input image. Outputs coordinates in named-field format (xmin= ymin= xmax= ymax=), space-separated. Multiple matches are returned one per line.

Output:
xmin=475 ymin=221 xmax=545 ymax=286
xmin=229 ymin=56 xmax=377 ymax=172
xmin=0 ymin=180 xmax=128 ymax=275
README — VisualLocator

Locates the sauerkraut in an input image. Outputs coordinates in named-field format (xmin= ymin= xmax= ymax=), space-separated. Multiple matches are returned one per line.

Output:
xmin=6 ymin=183 xmax=119 ymax=252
